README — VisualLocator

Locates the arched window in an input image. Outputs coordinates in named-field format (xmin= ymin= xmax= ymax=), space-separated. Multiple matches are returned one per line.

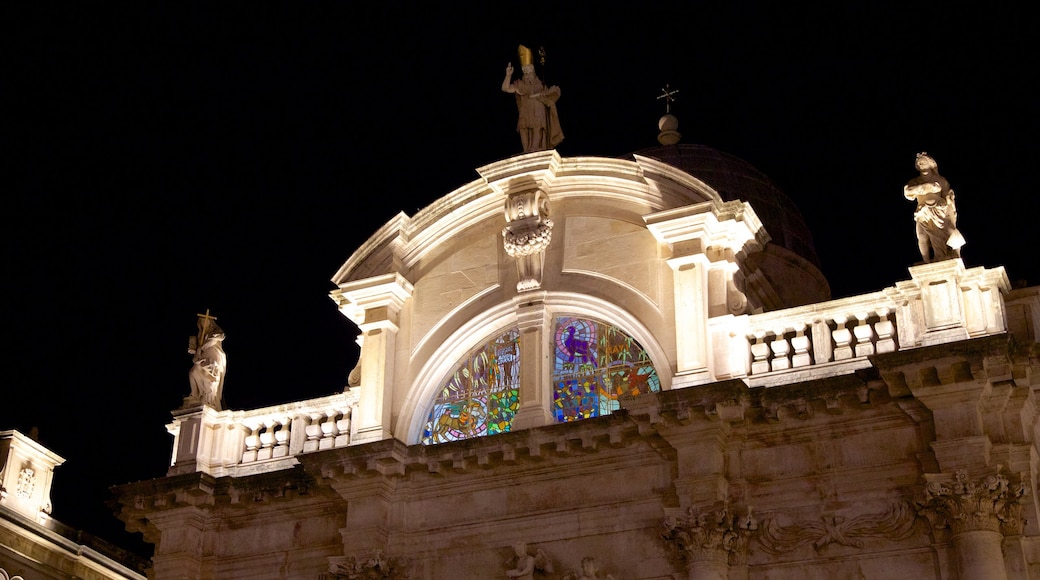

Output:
xmin=421 ymin=328 xmax=521 ymax=445
xmin=552 ymin=316 xmax=660 ymax=422
xmin=421 ymin=317 xmax=660 ymax=445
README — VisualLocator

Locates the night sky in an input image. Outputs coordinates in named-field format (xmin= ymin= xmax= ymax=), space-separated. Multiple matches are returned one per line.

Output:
xmin=5 ymin=3 xmax=1037 ymax=557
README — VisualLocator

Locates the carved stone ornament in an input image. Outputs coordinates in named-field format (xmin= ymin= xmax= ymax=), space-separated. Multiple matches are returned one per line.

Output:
xmin=502 ymin=189 xmax=553 ymax=291
xmin=757 ymin=502 xmax=918 ymax=554
xmin=323 ymin=551 xmax=407 ymax=580
xmin=503 ymin=220 xmax=553 ymax=257
xmin=504 ymin=541 xmax=554 ymax=578
xmin=15 ymin=467 xmax=34 ymax=500
xmin=662 ymin=502 xmax=758 ymax=566
xmin=916 ymin=467 xmax=1029 ymax=536
xmin=561 ymin=556 xmax=616 ymax=580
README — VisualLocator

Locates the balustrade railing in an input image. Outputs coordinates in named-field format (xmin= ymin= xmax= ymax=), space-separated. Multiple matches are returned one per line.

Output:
xmin=733 ymin=261 xmax=1011 ymax=384
xmin=747 ymin=304 xmax=898 ymax=376
xmin=169 ymin=391 xmax=360 ymax=477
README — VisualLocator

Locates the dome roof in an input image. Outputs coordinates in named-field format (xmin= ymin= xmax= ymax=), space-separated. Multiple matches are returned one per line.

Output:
xmin=630 ymin=143 xmax=821 ymax=269
xmin=628 ymin=143 xmax=831 ymax=307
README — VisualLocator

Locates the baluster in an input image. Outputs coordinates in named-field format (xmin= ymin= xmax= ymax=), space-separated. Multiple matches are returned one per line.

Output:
xmin=257 ymin=421 xmax=276 ymax=460
xmin=242 ymin=423 xmax=260 ymax=463
xmin=769 ymin=327 xmax=792 ymax=371
xmin=790 ymin=323 xmax=812 ymax=368
xmin=319 ymin=414 xmax=339 ymax=450
xmin=334 ymin=409 xmax=351 ymax=447
xmin=273 ymin=418 xmax=290 ymax=458
xmin=750 ymin=331 xmax=771 ymax=375
xmin=853 ymin=312 xmax=876 ymax=357
xmin=833 ymin=316 xmax=853 ymax=360
xmin=874 ymin=308 xmax=896 ymax=353
xmin=303 ymin=413 xmax=323 ymax=453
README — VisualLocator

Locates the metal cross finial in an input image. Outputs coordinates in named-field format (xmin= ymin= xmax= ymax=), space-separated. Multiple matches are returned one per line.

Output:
xmin=658 ymin=84 xmax=679 ymax=114
xmin=196 ymin=309 xmax=218 ymax=340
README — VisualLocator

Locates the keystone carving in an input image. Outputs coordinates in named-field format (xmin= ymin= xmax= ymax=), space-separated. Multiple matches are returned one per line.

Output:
xmin=502 ymin=188 xmax=553 ymax=291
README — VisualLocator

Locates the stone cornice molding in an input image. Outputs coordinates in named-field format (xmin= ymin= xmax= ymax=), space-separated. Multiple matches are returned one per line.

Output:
xmin=331 ymin=272 xmax=414 ymax=328
xmin=299 ymin=413 xmax=658 ymax=483
xmin=644 ymin=200 xmax=768 ymax=266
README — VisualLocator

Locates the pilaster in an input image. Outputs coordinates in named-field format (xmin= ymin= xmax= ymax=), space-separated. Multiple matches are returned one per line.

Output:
xmin=511 ymin=294 xmax=555 ymax=429
xmin=331 ymin=273 xmax=414 ymax=444
xmin=645 ymin=201 xmax=766 ymax=388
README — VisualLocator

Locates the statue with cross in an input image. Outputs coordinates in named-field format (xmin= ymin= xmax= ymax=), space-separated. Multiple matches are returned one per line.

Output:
xmin=186 ymin=309 xmax=227 ymax=409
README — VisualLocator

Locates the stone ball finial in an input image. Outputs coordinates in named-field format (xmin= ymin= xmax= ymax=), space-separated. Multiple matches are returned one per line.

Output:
xmin=657 ymin=113 xmax=681 ymax=145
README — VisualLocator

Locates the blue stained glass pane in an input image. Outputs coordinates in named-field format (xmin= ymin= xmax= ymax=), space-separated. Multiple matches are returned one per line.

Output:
xmin=552 ymin=317 xmax=660 ymax=423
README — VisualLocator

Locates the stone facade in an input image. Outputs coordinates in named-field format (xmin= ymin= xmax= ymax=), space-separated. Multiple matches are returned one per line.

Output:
xmin=1 ymin=430 xmax=147 ymax=580
xmin=112 ymin=150 xmax=1040 ymax=579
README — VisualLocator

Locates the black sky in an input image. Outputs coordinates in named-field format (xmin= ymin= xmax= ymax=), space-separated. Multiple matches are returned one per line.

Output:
xmin=4 ymin=2 xmax=1037 ymax=557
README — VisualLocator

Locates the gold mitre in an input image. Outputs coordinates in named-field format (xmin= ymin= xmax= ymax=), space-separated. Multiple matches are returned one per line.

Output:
xmin=517 ymin=45 xmax=534 ymax=66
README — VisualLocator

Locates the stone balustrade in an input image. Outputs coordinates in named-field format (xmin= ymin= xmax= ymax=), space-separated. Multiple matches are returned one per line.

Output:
xmin=168 ymin=391 xmax=360 ymax=477
xmin=722 ymin=261 xmax=1014 ymax=387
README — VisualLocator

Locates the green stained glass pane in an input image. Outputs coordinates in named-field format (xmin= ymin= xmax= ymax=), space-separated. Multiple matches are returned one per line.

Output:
xmin=422 ymin=328 xmax=520 ymax=445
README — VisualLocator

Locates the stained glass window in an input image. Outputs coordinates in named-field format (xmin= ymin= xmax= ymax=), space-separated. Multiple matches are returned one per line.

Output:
xmin=552 ymin=317 xmax=660 ymax=422
xmin=421 ymin=328 xmax=521 ymax=445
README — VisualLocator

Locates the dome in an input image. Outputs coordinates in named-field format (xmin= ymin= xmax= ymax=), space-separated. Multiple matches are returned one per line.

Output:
xmin=628 ymin=143 xmax=831 ymax=307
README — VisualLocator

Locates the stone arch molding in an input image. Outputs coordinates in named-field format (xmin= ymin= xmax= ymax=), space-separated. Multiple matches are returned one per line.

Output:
xmin=401 ymin=292 xmax=672 ymax=444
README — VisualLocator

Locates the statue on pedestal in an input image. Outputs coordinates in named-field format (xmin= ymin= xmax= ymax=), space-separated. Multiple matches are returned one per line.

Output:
xmin=187 ymin=309 xmax=226 ymax=410
xmin=501 ymin=45 xmax=563 ymax=153
xmin=903 ymin=152 xmax=965 ymax=263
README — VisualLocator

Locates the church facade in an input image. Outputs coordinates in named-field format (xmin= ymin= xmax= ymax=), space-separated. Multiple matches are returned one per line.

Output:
xmin=1 ymin=430 xmax=148 ymax=580
xmin=112 ymin=148 xmax=1040 ymax=580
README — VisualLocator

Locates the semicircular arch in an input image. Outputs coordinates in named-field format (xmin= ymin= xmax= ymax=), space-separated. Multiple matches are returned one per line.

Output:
xmin=401 ymin=292 xmax=672 ymax=444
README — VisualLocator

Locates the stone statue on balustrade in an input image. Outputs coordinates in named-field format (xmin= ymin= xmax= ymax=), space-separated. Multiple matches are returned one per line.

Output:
xmin=504 ymin=541 xmax=553 ymax=579
xmin=501 ymin=45 xmax=563 ymax=153
xmin=186 ymin=310 xmax=226 ymax=410
xmin=903 ymin=152 xmax=965 ymax=263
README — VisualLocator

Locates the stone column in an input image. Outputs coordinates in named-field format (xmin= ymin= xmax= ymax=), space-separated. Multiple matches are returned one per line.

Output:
xmin=916 ymin=469 xmax=1027 ymax=580
xmin=331 ymin=273 xmax=414 ymax=445
xmin=662 ymin=501 xmax=757 ymax=580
